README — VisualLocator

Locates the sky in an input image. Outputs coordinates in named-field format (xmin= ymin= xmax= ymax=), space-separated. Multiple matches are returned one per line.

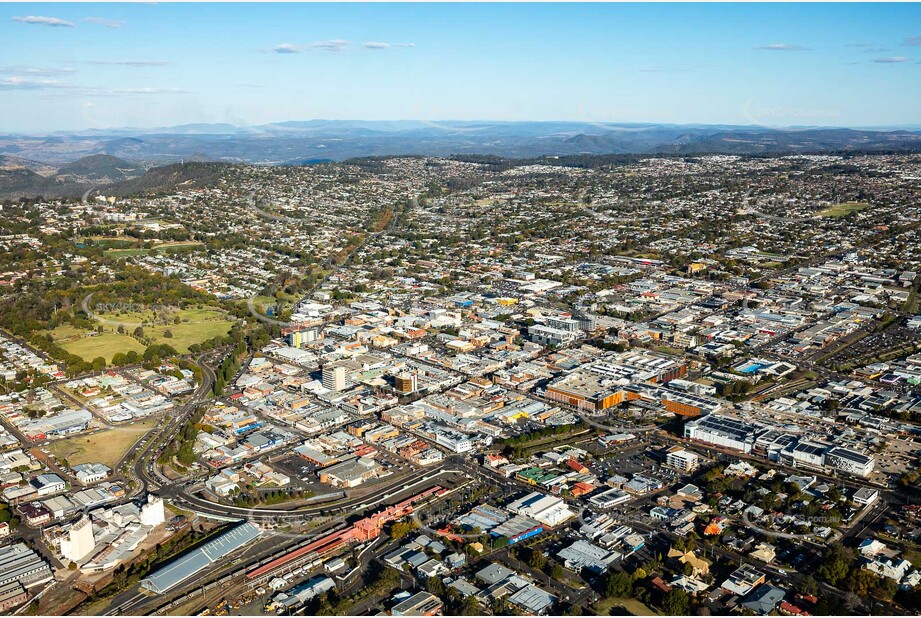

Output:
xmin=1 ymin=2 xmax=920 ymax=133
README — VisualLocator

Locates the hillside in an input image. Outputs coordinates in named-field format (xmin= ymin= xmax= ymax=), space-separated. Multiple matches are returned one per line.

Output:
xmin=54 ymin=154 xmax=145 ymax=184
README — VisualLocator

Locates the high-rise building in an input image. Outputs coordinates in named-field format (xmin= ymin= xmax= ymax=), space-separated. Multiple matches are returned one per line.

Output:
xmin=61 ymin=515 xmax=95 ymax=563
xmin=322 ymin=364 xmax=347 ymax=392
xmin=394 ymin=372 xmax=417 ymax=394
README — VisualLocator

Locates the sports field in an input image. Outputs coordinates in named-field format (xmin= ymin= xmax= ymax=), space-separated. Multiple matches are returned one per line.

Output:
xmin=819 ymin=201 xmax=869 ymax=218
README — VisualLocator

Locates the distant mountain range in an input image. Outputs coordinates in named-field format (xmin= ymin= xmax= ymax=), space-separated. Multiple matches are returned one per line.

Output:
xmin=2 ymin=121 xmax=921 ymax=199
xmin=1 ymin=121 xmax=920 ymax=168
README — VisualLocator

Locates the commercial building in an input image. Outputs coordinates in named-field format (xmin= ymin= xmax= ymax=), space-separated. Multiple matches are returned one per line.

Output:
xmin=825 ymin=446 xmax=875 ymax=477
xmin=141 ymin=523 xmax=261 ymax=594
xmin=544 ymin=373 xmax=625 ymax=412
xmin=684 ymin=414 xmax=762 ymax=453
xmin=0 ymin=542 xmax=53 ymax=590
xmin=665 ymin=449 xmax=700 ymax=472
xmin=506 ymin=492 xmax=574 ymax=527
xmin=557 ymin=540 xmax=621 ymax=573
xmin=317 ymin=456 xmax=380 ymax=488
xmin=391 ymin=591 xmax=444 ymax=616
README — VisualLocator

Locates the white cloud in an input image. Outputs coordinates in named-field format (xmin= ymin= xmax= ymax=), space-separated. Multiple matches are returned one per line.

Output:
xmin=362 ymin=42 xmax=416 ymax=50
xmin=756 ymin=43 xmax=809 ymax=52
xmin=0 ymin=66 xmax=75 ymax=76
xmin=83 ymin=17 xmax=125 ymax=29
xmin=88 ymin=60 xmax=171 ymax=66
xmin=273 ymin=43 xmax=303 ymax=54
xmin=11 ymin=15 xmax=74 ymax=27
xmin=273 ymin=40 xmax=350 ymax=54
xmin=904 ymin=36 xmax=921 ymax=46
xmin=308 ymin=39 xmax=349 ymax=52
xmin=872 ymin=56 xmax=909 ymax=63
xmin=0 ymin=76 xmax=68 ymax=90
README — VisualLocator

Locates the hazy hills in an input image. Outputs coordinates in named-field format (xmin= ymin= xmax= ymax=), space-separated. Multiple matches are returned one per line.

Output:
xmin=3 ymin=121 xmax=921 ymax=199
xmin=1 ymin=122 xmax=919 ymax=169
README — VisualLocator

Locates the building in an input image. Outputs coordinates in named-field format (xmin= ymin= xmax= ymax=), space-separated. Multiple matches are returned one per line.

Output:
xmin=318 ymin=456 xmax=380 ymax=488
xmin=30 ymin=473 xmax=66 ymax=496
xmin=588 ymin=487 xmax=631 ymax=509
xmin=61 ymin=515 xmax=95 ymax=563
xmin=0 ymin=581 xmax=29 ymax=613
xmin=140 ymin=495 xmax=166 ymax=527
xmin=391 ymin=591 xmax=444 ymax=616
xmin=853 ymin=487 xmax=880 ymax=507
xmin=665 ymin=449 xmax=700 ymax=472
xmin=544 ymin=373 xmax=625 ymax=412
xmin=684 ymin=414 xmax=762 ymax=453
xmin=740 ymin=585 xmax=788 ymax=615
xmin=395 ymin=372 xmax=418 ymax=394
xmin=0 ymin=542 xmax=53 ymax=590
xmin=508 ymin=584 xmax=557 ymax=615
xmin=322 ymin=363 xmax=348 ymax=392
xmin=506 ymin=492 xmax=574 ymax=527
xmin=721 ymin=564 xmax=766 ymax=596
xmin=72 ymin=463 xmax=111 ymax=485
xmin=557 ymin=540 xmax=620 ymax=573
xmin=825 ymin=446 xmax=875 ymax=477
xmin=141 ymin=523 xmax=261 ymax=594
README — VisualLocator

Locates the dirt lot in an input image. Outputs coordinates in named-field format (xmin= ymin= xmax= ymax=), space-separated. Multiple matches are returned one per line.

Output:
xmin=47 ymin=418 xmax=158 ymax=468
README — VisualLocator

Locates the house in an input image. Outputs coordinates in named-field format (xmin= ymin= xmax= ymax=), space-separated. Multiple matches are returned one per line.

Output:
xmin=740 ymin=585 xmax=787 ymax=615
xmin=721 ymin=564 xmax=766 ymax=596
xmin=853 ymin=487 xmax=880 ymax=507
xmin=750 ymin=542 xmax=777 ymax=564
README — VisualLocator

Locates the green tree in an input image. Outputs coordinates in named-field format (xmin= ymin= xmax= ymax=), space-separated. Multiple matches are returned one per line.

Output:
xmin=661 ymin=589 xmax=690 ymax=615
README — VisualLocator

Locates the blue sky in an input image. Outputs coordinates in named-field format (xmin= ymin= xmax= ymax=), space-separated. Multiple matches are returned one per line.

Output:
xmin=1 ymin=3 xmax=919 ymax=132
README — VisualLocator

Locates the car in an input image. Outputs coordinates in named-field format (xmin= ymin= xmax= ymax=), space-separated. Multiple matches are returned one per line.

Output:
xmin=777 ymin=569 xmax=787 ymax=575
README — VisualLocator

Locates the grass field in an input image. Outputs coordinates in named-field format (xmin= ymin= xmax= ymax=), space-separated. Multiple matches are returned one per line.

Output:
xmin=55 ymin=330 xmax=146 ymax=363
xmin=819 ymin=201 xmax=870 ymax=218
xmin=105 ymin=241 xmax=204 ymax=258
xmin=94 ymin=307 xmax=234 ymax=353
xmin=47 ymin=418 xmax=158 ymax=468
xmin=593 ymin=597 xmax=660 ymax=616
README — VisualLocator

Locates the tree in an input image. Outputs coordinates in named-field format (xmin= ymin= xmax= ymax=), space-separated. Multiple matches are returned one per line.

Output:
xmin=605 ymin=571 xmax=633 ymax=598
xmin=800 ymin=574 xmax=820 ymax=597
xmin=163 ymin=329 xmax=174 ymax=338
xmin=91 ymin=356 xmax=106 ymax=371
xmin=661 ymin=589 xmax=690 ymax=615
xmin=133 ymin=326 xmax=144 ymax=338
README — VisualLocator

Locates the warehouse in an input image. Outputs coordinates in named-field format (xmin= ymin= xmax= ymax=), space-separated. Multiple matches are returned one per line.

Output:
xmin=506 ymin=491 xmax=574 ymax=527
xmin=141 ymin=523 xmax=261 ymax=594
xmin=0 ymin=542 xmax=53 ymax=589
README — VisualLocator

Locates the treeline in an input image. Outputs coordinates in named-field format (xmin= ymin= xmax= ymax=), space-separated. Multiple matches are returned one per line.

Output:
xmin=212 ymin=340 xmax=248 ymax=395
xmin=159 ymin=404 xmax=206 ymax=467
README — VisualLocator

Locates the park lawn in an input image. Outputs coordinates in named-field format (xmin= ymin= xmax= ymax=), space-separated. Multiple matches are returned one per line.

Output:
xmin=94 ymin=307 xmax=234 ymax=352
xmin=59 ymin=332 xmax=146 ymax=363
xmin=820 ymin=201 xmax=869 ymax=218
xmin=144 ymin=318 xmax=233 ymax=353
xmin=593 ymin=597 xmax=660 ymax=616
xmin=105 ymin=248 xmax=150 ymax=258
xmin=104 ymin=241 xmax=204 ymax=259
xmin=46 ymin=418 xmax=158 ymax=468
xmin=40 ymin=323 xmax=92 ymax=342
